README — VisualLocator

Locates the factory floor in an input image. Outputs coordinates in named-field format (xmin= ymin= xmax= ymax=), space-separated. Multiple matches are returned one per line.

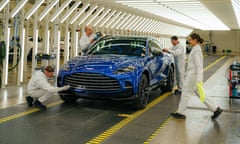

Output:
xmin=0 ymin=55 xmax=240 ymax=144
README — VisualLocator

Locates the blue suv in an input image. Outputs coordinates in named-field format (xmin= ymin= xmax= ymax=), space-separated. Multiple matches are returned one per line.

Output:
xmin=57 ymin=35 xmax=174 ymax=109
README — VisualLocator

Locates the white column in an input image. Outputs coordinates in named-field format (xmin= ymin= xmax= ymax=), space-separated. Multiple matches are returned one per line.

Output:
xmin=1 ymin=4 xmax=10 ymax=88
xmin=31 ymin=12 xmax=38 ymax=74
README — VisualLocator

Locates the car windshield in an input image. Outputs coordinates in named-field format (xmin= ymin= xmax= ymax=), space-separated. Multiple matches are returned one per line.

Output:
xmin=88 ymin=38 xmax=147 ymax=56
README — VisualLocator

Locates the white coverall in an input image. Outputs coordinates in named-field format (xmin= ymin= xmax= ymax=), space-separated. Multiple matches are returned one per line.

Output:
xmin=79 ymin=33 xmax=95 ymax=55
xmin=169 ymin=43 xmax=185 ymax=91
xmin=27 ymin=71 xmax=67 ymax=103
xmin=177 ymin=44 xmax=218 ymax=115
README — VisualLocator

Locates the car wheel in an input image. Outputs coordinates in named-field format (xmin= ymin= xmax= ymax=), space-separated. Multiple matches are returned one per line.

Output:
xmin=60 ymin=95 xmax=78 ymax=103
xmin=134 ymin=74 xmax=149 ymax=109
xmin=162 ymin=67 xmax=174 ymax=92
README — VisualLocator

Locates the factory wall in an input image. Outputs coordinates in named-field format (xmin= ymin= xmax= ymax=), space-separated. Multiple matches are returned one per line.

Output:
xmin=194 ymin=30 xmax=240 ymax=53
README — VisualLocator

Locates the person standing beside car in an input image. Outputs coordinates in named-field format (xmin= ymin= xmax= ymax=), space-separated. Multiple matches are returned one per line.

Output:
xmin=170 ymin=33 xmax=223 ymax=120
xmin=79 ymin=26 xmax=96 ymax=55
xmin=163 ymin=36 xmax=185 ymax=94
xmin=26 ymin=66 xmax=70 ymax=110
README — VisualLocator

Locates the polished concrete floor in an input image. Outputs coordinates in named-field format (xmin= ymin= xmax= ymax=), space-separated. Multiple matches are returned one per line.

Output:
xmin=0 ymin=55 xmax=239 ymax=144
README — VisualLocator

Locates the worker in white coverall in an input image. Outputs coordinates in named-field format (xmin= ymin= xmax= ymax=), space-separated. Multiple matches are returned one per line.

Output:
xmin=171 ymin=33 xmax=223 ymax=120
xmin=163 ymin=36 xmax=185 ymax=94
xmin=79 ymin=26 xmax=95 ymax=55
xmin=26 ymin=66 xmax=70 ymax=111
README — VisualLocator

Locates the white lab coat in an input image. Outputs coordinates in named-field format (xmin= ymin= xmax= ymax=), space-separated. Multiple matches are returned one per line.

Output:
xmin=79 ymin=33 xmax=95 ymax=55
xmin=169 ymin=43 xmax=185 ymax=91
xmin=27 ymin=71 xmax=66 ymax=103
xmin=177 ymin=44 xmax=218 ymax=114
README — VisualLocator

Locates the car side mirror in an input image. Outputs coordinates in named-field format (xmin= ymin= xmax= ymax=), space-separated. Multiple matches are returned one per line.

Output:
xmin=152 ymin=49 xmax=163 ymax=56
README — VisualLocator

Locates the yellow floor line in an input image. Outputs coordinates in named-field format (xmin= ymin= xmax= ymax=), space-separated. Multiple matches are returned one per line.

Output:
xmin=0 ymin=100 xmax=63 ymax=124
xmin=143 ymin=55 xmax=227 ymax=144
xmin=86 ymin=92 xmax=172 ymax=144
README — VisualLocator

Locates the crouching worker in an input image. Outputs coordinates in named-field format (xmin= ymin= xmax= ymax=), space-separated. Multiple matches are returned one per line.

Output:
xmin=26 ymin=66 xmax=70 ymax=111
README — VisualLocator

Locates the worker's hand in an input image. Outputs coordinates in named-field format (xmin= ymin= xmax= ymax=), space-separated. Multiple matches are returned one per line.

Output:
xmin=196 ymin=82 xmax=205 ymax=103
xmin=163 ymin=48 xmax=169 ymax=52
xmin=63 ymin=85 xmax=71 ymax=90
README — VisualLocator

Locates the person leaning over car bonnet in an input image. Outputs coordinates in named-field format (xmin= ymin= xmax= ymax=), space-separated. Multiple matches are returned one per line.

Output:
xmin=171 ymin=33 xmax=223 ymax=120
xmin=79 ymin=26 xmax=97 ymax=55
xmin=163 ymin=36 xmax=185 ymax=94
xmin=26 ymin=66 xmax=70 ymax=111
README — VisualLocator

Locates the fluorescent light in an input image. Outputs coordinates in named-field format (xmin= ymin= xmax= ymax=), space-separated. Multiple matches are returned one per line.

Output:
xmin=56 ymin=31 xmax=61 ymax=75
xmin=46 ymin=30 xmax=50 ymax=54
xmin=39 ymin=0 xmax=59 ymax=21
xmin=75 ymin=32 xmax=78 ymax=57
xmin=0 ymin=0 xmax=10 ymax=12
xmin=10 ymin=0 xmax=28 ymax=18
xmin=70 ymin=3 xmax=90 ymax=24
xmin=78 ymin=5 xmax=98 ymax=26
xmin=4 ymin=28 xmax=10 ymax=85
xmin=129 ymin=16 xmax=142 ymax=30
xmin=65 ymin=31 xmax=70 ymax=61
xmin=34 ymin=30 xmax=39 ymax=55
xmin=86 ymin=7 xmax=105 ymax=26
xmin=99 ymin=10 xmax=117 ymax=27
xmin=231 ymin=0 xmax=240 ymax=28
xmin=20 ymin=28 xmax=25 ymax=82
xmin=25 ymin=0 xmax=44 ymax=20
xmin=60 ymin=1 xmax=82 ymax=23
xmin=93 ymin=9 xmax=111 ymax=27
xmin=50 ymin=0 xmax=73 ymax=22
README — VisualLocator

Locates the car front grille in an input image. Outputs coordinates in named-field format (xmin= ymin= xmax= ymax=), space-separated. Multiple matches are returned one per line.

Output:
xmin=64 ymin=72 xmax=121 ymax=91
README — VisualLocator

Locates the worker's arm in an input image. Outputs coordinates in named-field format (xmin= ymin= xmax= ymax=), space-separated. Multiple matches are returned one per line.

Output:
xmin=194 ymin=50 xmax=203 ymax=82
xmin=79 ymin=37 xmax=92 ymax=53
xmin=36 ymin=78 xmax=69 ymax=93
xmin=168 ymin=45 xmax=184 ymax=56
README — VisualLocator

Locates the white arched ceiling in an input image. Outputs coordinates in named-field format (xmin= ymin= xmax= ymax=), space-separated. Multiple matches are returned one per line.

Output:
xmin=115 ymin=0 xmax=230 ymax=30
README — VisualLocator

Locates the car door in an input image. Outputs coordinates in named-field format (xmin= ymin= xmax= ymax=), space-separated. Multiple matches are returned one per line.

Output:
xmin=147 ymin=40 xmax=165 ymax=86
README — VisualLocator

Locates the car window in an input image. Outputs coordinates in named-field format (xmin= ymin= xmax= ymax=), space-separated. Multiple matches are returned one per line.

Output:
xmin=88 ymin=38 xmax=147 ymax=57
xmin=148 ymin=40 xmax=163 ymax=56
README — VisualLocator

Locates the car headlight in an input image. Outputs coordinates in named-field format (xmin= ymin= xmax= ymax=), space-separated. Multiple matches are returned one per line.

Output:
xmin=114 ymin=66 xmax=136 ymax=74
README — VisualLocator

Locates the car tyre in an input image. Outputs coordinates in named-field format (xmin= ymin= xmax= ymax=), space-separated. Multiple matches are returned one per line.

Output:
xmin=60 ymin=95 xmax=78 ymax=103
xmin=162 ymin=67 xmax=174 ymax=92
xmin=134 ymin=74 xmax=149 ymax=109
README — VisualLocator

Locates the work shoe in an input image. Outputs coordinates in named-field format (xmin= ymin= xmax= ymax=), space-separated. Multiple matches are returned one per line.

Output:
xmin=174 ymin=89 xmax=182 ymax=95
xmin=170 ymin=112 xmax=186 ymax=119
xmin=211 ymin=107 xmax=223 ymax=120
xmin=34 ymin=100 xmax=47 ymax=111
xmin=26 ymin=96 xmax=34 ymax=107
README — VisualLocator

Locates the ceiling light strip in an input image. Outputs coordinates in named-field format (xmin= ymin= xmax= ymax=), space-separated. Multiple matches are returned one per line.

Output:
xmin=10 ymin=0 xmax=28 ymax=18
xmin=50 ymin=0 xmax=73 ymax=22
xmin=39 ymin=0 xmax=59 ymax=21
xmin=78 ymin=5 xmax=98 ymax=26
xmin=60 ymin=1 xmax=82 ymax=23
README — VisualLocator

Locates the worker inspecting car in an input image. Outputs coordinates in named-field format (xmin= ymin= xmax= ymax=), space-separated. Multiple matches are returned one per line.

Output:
xmin=26 ymin=66 xmax=70 ymax=111
xmin=79 ymin=26 xmax=97 ymax=55
xmin=163 ymin=36 xmax=185 ymax=94
xmin=171 ymin=33 xmax=223 ymax=120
